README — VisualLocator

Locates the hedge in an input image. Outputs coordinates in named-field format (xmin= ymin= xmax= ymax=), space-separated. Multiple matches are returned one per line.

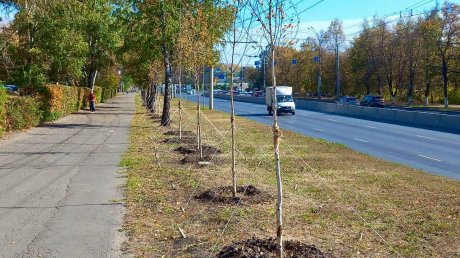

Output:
xmin=0 ymin=88 xmax=7 ymax=136
xmin=93 ymin=86 xmax=103 ymax=103
xmin=449 ymin=89 xmax=460 ymax=105
xmin=41 ymin=85 xmax=105 ymax=121
xmin=102 ymin=88 xmax=117 ymax=102
xmin=0 ymin=84 xmax=116 ymax=136
xmin=4 ymin=95 xmax=42 ymax=131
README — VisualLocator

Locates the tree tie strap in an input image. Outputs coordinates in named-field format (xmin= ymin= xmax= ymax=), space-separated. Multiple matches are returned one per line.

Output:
xmin=273 ymin=125 xmax=282 ymax=147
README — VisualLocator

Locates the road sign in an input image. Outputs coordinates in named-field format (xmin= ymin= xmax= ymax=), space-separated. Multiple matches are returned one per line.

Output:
xmin=291 ymin=59 xmax=297 ymax=65
xmin=314 ymin=56 xmax=320 ymax=62
xmin=255 ymin=60 xmax=260 ymax=66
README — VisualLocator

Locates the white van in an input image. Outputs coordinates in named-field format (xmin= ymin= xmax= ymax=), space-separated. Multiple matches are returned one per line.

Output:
xmin=265 ymin=86 xmax=295 ymax=115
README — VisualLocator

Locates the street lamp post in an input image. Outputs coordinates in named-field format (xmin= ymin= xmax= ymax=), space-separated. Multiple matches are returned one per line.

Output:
xmin=309 ymin=27 xmax=323 ymax=100
xmin=209 ymin=67 xmax=214 ymax=110
xmin=117 ymin=69 xmax=123 ymax=93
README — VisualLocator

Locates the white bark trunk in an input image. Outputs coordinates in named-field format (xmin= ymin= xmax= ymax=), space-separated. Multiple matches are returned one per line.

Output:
xmin=230 ymin=71 xmax=237 ymax=197
xmin=179 ymin=67 xmax=182 ymax=140
xmin=271 ymin=47 xmax=283 ymax=258
xmin=196 ymin=71 xmax=203 ymax=159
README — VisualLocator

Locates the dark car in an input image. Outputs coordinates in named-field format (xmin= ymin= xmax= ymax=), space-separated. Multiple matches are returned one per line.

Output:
xmin=360 ymin=95 xmax=385 ymax=108
xmin=1 ymin=84 xmax=18 ymax=93
xmin=338 ymin=96 xmax=360 ymax=105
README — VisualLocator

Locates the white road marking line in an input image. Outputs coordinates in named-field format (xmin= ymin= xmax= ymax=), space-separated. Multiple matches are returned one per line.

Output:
xmin=313 ymin=128 xmax=324 ymax=132
xmin=353 ymin=138 xmax=368 ymax=143
xmin=286 ymin=121 xmax=295 ymax=124
xmin=418 ymin=155 xmax=442 ymax=162
xmin=327 ymin=118 xmax=339 ymax=122
xmin=416 ymin=135 xmax=436 ymax=140
xmin=365 ymin=125 xmax=377 ymax=129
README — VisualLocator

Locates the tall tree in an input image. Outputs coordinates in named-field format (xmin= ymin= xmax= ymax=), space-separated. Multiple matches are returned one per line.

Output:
xmin=325 ymin=19 xmax=346 ymax=99
xmin=419 ymin=11 xmax=440 ymax=105
xmin=82 ymin=0 xmax=122 ymax=91
xmin=180 ymin=0 xmax=231 ymax=157
xmin=435 ymin=1 xmax=459 ymax=107
xmin=249 ymin=0 xmax=297 ymax=255
xmin=405 ymin=17 xmax=422 ymax=104
xmin=0 ymin=0 xmax=88 ymax=87
xmin=221 ymin=0 xmax=253 ymax=197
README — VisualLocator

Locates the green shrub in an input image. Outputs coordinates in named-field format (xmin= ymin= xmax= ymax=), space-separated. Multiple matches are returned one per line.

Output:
xmin=0 ymin=83 xmax=117 ymax=136
xmin=41 ymin=84 xmax=92 ymax=121
xmin=0 ymin=88 xmax=7 ymax=136
xmin=102 ymin=88 xmax=116 ymax=102
xmin=93 ymin=86 xmax=102 ymax=103
xmin=5 ymin=95 xmax=42 ymax=131
xmin=80 ymin=87 xmax=91 ymax=109
xmin=448 ymin=89 xmax=460 ymax=105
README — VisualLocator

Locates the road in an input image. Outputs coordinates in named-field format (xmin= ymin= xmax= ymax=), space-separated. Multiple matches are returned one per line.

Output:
xmin=185 ymin=95 xmax=460 ymax=180
xmin=0 ymin=94 xmax=135 ymax=257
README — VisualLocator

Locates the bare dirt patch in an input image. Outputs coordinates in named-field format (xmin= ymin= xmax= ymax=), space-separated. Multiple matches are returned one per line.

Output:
xmin=164 ymin=130 xmax=194 ymax=136
xmin=163 ymin=137 xmax=196 ymax=144
xmin=180 ymin=154 xmax=222 ymax=165
xmin=218 ymin=237 xmax=333 ymax=258
xmin=175 ymin=144 xmax=222 ymax=155
xmin=196 ymin=185 xmax=270 ymax=205
xmin=171 ymin=238 xmax=212 ymax=257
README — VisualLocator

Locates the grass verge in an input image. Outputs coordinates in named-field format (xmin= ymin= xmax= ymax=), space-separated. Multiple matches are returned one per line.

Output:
xmin=121 ymin=95 xmax=460 ymax=257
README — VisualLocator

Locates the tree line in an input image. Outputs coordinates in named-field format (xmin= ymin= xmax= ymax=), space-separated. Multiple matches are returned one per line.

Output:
xmin=0 ymin=0 xmax=231 ymax=123
xmin=245 ymin=2 xmax=460 ymax=107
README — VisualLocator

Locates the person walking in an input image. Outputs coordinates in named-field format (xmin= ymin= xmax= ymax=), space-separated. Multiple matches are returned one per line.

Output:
xmin=88 ymin=91 xmax=96 ymax=112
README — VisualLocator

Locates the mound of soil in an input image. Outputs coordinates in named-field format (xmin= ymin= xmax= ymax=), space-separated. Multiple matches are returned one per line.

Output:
xmin=171 ymin=238 xmax=211 ymax=257
xmin=175 ymin=146 xmax=198 ymax=154
xmin=175 ymin=145 xmax=221 ymax=155
xmin=163 ymin=137 xmax=195 ymax=144
xmin=218 ymin=237 xmax=333 ymax=258
xmin=164 ymin=130 xmax=194 ymax=136
xmin=180 ymin=155 xmax=214 ymax=164
xmin=196 ymin=185 xmax=270 ymax=204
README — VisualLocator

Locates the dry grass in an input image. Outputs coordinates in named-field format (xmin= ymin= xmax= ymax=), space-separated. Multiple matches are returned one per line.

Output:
xmin=121 ymin=96 xmax=460 ymax=257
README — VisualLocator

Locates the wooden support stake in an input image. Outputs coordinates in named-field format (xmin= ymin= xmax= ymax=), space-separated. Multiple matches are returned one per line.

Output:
xmin=178 ymin=227 xmax=186 ymax=239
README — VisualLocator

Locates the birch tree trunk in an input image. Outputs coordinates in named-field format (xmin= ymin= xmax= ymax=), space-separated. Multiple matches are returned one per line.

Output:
xmin=267 ymin=3 xmax=283 ymax=254
xmin=230 ymin=70 xmax=237 ymax=197
xmin=272 ymin=47 xmax=283 ymax=258
xmin=195 ymin=69 xmax=203 ymax=159
xmin=179 ymin=66 xmax=183 ymax=139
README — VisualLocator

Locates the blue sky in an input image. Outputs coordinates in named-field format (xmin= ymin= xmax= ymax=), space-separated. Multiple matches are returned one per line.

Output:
xmin=294 ymin=0 xmax=458 ymax=39
xmin=225 ymin=0 xmax=460 ymax=66
xmin=298 ymin=0 xmax=446 ymax=22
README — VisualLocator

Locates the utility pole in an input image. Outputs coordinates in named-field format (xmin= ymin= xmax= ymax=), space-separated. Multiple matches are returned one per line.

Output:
xmin=263 ymin=58 xmax=266 ymax=89
xmin=209 ymin=67 xmax=214 ymax=110
xmin=335 ymin=33 xmax=340 ymax=100
xmin=202 ymin=66 xmax=205 ymax=107
xmin=318 ymin=50 xmax=322 ymax=100
xmin=310 ymin=27 xmax=322 ymax=100
xmin=240 ymin=67 xmax=244 ymax=91
xmin=260 ymin=51 xmax=267 ymax=89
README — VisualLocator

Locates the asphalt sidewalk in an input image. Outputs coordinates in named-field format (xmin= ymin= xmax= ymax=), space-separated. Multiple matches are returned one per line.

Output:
xmin=0 ymin=93 xmax=135 ymax=257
